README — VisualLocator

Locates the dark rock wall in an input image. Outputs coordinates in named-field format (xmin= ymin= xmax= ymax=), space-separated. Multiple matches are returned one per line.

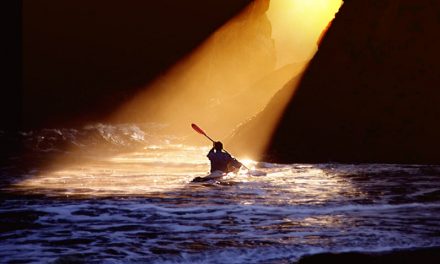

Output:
xmin=265 ymin=0 xmax=440 ymax=164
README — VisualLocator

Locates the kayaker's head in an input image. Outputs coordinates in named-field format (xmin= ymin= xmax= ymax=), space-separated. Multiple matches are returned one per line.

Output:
xmin=214 ymin=141 xmax=223 ymax=151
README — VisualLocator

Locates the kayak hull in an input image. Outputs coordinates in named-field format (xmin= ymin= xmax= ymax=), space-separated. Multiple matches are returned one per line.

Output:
xmin=191 ymin=170 xmax=228 ymax=183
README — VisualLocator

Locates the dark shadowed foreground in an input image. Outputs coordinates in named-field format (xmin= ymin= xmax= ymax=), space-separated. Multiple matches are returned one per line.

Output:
xmin=298 ymin=247 xmax=440 ymax=264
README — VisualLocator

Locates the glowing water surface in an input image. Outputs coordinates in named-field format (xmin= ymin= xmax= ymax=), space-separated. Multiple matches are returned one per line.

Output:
xmin=1 ymin=140 xmax=440 ymax=263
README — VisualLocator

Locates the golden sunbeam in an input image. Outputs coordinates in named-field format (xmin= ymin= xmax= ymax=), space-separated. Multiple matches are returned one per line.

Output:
xmin=228 ymin=0 xmax=343 ymax=159
xmin=111 ymin=0 xmax=342 ymax=150
xmin=268 ymin=0 xmax=343 ymax=67
xmin=16 ymin=0 xmax=343 ymax=196
xmin=111 ymin=0 xmax=278 ymax=140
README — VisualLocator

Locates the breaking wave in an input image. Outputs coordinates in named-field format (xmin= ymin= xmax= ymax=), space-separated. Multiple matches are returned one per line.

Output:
xmin=11 ymin=123 xmax=176 ymax=153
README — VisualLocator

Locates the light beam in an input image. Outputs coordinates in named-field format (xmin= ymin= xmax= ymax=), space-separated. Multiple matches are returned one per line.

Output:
xmin=15 ymin=0 xmax=343 ymax=196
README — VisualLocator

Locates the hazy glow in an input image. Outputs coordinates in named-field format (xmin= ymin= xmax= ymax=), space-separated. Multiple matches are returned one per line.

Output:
xmin=268 ymin=0 xmax=343 ymax=67
xmin=110 ymin=0 xmax=342 ymax=157
xmin=239 ymin=158 xmax=258 ymax=169
xmin=111 ymin=0 xmax=281 ymax=141
xmin=228 ymin=0 xmax=343 ymax=159
xmin=12 ymin=147 xmax=210 ymax=197
xmin=16 ymin=0 xmax=343 ymax=195
xmin=11 ymin=147 xmax=358 ymax=199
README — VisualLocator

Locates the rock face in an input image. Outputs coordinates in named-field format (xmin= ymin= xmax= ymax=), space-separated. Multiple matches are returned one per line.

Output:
xmin=263 ymin=0 xmax=440 ymax=164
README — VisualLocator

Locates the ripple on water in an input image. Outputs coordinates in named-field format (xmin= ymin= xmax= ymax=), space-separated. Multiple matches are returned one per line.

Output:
xmin=1 ymin=158 xmax=440 ymax=263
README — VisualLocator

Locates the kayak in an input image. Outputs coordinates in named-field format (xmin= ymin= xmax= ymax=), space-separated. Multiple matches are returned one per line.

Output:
xmin=191 ymin=170 xmax=230 ymax=183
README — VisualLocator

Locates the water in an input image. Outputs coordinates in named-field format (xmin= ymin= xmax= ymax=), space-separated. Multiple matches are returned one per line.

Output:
xmin=1 ymin=124 xmax=440 ymax=263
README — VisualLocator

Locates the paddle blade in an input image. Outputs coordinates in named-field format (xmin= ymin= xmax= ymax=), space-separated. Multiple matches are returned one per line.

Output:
xmin=191 ymin=123 xmax=206 ymax=136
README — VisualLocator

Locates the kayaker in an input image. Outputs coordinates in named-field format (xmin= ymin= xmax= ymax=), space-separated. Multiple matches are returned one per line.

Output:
xmin=207 ymin=141 xmax=242 ymax=173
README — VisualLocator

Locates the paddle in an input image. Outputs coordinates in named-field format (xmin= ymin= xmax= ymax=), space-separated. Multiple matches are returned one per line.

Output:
xmin=191 ymin=123 xmax=253 ymax=172
xmin=191 ymin=123 xmax=216 ymax=144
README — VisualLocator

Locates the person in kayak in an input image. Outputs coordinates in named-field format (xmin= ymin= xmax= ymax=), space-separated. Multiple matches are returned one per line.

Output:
xmin=207 ymin=141 xmax=242 ymax=173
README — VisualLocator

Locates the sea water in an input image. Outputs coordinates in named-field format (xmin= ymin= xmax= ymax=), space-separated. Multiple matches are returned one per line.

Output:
xmin=1 ymin=124 xmax=440 ymax=263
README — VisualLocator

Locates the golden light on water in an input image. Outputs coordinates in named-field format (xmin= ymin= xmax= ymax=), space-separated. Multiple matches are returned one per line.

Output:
xmin=11 ymin=150 xmax=359 ymax=202
xmin=239 ymin=158 xmax=256 ymax=169
xmin=15 ymin=0 xmax=344 ymax=195
xmin=12 ymin=147 xmax=211 ymax=197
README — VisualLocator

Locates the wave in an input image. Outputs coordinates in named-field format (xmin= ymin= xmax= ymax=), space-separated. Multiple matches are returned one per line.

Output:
xmin=7 ymin=123 xmax=176 ymax=153
xmin=109 ymin=202 xmax=440 ymax=219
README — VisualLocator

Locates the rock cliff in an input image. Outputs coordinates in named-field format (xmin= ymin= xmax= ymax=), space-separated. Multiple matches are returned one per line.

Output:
xmin=238 ymin=0 xmax=440 ymax=164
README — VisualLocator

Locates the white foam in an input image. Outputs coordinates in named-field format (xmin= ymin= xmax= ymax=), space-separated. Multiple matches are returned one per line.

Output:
xmin=2 ymin=139 xmax=440 ymax=263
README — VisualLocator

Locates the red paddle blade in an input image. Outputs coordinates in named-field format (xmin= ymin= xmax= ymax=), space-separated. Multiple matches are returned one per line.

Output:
xmin=191 ymin=123 xmax=206 ymax=136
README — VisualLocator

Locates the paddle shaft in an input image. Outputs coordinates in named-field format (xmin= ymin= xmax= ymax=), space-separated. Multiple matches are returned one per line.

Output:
xmin=202 ymin=133 xmax=216 ymax=144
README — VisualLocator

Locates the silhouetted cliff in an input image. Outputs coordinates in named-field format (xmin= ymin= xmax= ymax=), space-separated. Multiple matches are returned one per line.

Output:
xmin=253 ymin=0 xmax=440 ymax=164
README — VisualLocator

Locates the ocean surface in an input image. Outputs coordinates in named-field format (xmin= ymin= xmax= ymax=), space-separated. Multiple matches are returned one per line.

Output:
xmin=1 ymin=123 xmax=440 ymax=263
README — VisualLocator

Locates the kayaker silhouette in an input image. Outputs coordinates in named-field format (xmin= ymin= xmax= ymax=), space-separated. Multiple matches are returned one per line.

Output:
xmin=207 ymin=141 xmax=242 ymax=173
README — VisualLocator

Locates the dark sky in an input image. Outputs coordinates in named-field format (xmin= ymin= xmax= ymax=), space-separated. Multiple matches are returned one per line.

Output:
xmin=17 ymin=0 xmax=252 ymax=129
